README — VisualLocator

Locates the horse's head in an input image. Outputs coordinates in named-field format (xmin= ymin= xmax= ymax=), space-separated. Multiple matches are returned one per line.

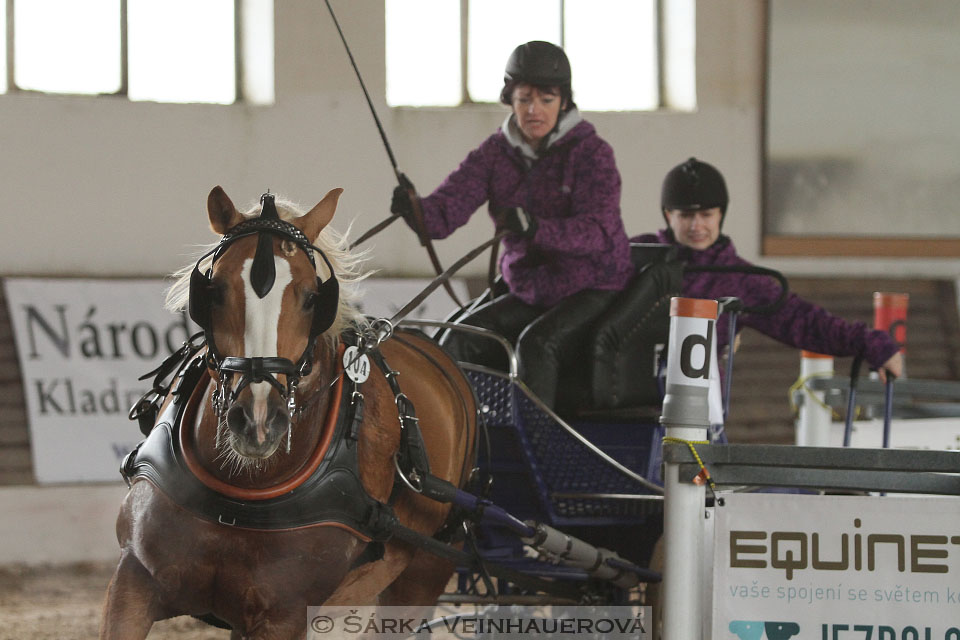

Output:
xmin=189 ymin=186 xmax=343 ymax=460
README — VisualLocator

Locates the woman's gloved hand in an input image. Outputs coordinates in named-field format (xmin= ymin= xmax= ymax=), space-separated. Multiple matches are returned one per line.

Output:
xmin=390 ymin=173 xmax=416 ymax=223
xmin=497 ymin=207 xmax=537 ymax=239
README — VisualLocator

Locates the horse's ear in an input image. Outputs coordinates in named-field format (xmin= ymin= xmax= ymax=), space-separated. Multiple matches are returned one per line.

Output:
xmin=300 ymin=188 xmax=343 ymax=242
xmin=207 ymin=186 xmax=244 ymax=234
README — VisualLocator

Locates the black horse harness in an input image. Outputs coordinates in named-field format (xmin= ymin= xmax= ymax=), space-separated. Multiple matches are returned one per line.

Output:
xmin=124 ymin=194 xmax=436 ymax=536
xmin=123 ymin=331 xmax=427 ymax=538
xmin=188 ymin=193 xmax=339 ymax=430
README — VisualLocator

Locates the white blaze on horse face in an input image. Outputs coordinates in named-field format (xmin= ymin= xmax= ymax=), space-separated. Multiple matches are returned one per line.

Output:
xmin=240 ymin=256 xmax=293 ymax=433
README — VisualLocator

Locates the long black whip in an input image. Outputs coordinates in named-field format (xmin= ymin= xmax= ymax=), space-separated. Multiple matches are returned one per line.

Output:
xmin=323 ymin=0 xmax=401 ymax=178
xmin=323 ymin=0 xmax=402 ymax=251
xmin=324 ymin=0 xmax=464 ymax=307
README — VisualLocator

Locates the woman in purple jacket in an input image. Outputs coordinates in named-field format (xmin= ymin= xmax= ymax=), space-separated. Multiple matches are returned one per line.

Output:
xmin=390 ymin=41 xmax=634 ymax=410
xmin=633 ymin=157 xmax=903 ymax=381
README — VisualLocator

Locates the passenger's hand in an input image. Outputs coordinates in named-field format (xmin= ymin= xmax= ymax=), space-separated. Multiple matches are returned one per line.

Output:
xmin=390 ymin=173 xmax=416 ymax=223
xmin=877 ymin=351 xmax=903 ymax=384
xmin=497 ymin=207 xmax=537 ymax=239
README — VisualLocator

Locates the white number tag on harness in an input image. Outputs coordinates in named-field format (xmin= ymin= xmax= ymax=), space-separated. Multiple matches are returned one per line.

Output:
xmin=343 ymin=345 xmax=370 ymax=384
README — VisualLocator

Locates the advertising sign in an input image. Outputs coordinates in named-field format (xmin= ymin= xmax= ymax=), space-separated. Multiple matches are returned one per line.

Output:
xmin=4 ymin=278 xmax=191 ymax=483
xmin=4 ymin=277 xmax=467 ymax=484
xmin=713 ymin=492 xmax=960 ymax=639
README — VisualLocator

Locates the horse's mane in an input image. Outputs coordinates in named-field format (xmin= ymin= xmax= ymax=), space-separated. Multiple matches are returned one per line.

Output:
xmin=165 ymin=195 xmax=370 ymax=342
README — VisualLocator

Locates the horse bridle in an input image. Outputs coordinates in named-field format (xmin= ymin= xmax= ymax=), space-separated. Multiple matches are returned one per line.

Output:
xmin=188 ymin=193 xmax=340 ymax=421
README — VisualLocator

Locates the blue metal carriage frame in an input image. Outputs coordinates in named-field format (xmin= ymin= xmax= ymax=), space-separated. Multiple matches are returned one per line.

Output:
xmin=464 ymin=367 xmax=664 ymax=527
xmin=399 ymin=320 xmax=667 ymax=603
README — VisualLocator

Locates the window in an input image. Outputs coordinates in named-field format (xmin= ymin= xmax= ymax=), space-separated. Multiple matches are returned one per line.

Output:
xmin=128 ymin=0 xmax=236 ymax=104
xmin=1 ymin=0 xmax=273 ymax=105
xmin=0 ymin=2 xmax=7 ymax=94
xmin=386 ymin=0 xmax=695 ymax=111
xmin=764 ymin=0 xmax=960 ymax=257
xmin=14 ymin=0 xmax=122 ymax=95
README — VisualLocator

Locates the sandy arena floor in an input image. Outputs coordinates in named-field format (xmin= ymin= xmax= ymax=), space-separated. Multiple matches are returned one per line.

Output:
xmin=0 ymin=562 xmax=227 ymax=640
xmin=0 ymin=561 xmax=655 ymax=639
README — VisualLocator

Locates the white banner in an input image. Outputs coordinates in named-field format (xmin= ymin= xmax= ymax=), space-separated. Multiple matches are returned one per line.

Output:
xmin=4 ymin=278 xmax=193 ymax=484
xmin=5 ymin=277 xmax=468 ymax=484
xmin=713 ymin=492 xmax=960 ymax=639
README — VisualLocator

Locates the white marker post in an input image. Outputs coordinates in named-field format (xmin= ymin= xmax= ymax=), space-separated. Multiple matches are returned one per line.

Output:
xmin=795 ymin=351 xmax=834 ymax=447
xmin=661 ymin=297 xmax=717 ymax=640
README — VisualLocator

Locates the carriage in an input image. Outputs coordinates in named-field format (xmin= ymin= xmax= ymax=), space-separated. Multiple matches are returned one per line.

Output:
xmin=100 ymin=186 xmax=794 ymax=638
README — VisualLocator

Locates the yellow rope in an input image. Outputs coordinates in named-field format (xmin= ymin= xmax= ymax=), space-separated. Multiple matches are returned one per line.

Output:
xmin=662 ymin=436 xmax=719 ymax=499
xmin=787 ymin=371 xmax=865 ymax=421
xmin=787 ymin=371 xmax=836 ymax=415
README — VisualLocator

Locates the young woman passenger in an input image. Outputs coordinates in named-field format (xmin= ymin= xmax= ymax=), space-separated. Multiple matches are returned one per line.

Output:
xmin=632 ymin=157 xmax=903 ymax=381
xmin=390 ymin=41 xmax=634 ymax=411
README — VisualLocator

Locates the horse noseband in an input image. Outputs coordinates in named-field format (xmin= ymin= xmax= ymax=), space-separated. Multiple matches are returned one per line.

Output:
xmin=216 ymin=355 xmax=304 ymax=414
xmin=188 ymin=192 xmax=340 ymax=422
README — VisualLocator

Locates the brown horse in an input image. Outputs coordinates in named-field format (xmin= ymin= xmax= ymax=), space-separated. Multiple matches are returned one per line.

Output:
xmin=100 ymin=187 xmax=477 ymax=639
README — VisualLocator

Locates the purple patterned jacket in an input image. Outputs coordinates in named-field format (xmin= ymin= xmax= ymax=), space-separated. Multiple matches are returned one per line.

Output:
xmin=633 ymin=230 xmax=900 ymax=369
xmin=417 ymin=119 xmax=634 ymax=307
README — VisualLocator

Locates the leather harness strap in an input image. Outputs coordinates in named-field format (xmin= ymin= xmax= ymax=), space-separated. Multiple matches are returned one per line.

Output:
xmin=121 ymin=342 xmax=396 ymax=537
xmin=367 ymin=347 xmax=432 ymax=491
xmin=384 ymin=230 xmax=512 ymax=329
xmin=408 ymin=190 xmax=465 ymax=308
xmin=348 ymin=213 xmax=402 ymax=250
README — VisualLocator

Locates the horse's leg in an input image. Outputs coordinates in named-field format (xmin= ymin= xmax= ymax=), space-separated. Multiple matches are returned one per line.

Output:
xmin=378 ymin=547 xmax=455 ymax=606
xmin=99 ymin=551 xmax=160 ymax=640
xmin=323 ymin=542 xmax=417 ymax=605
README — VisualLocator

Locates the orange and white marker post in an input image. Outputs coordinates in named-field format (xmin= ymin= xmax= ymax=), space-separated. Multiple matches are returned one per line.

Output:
xmin=874 ymin=292 xmax=907 ymax=448
xmin=661 ymin=297 xmax=717 ymax=640
xmin=796 ymin=351 xmax=835 ymax=447
xmin=874 ymin=292 xmax=908 ymax=376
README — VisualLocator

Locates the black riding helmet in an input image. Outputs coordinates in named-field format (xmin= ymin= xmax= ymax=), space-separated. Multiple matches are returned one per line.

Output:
xmin=661 ymin=157 xmax=729 ymax=225
xmin=500 ymin=41 xmax=574 ymax=109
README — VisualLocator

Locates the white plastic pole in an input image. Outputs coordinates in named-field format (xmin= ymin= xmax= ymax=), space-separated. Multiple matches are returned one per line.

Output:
xmin=661 ymin=297 xmax=717 ymax=640
xmin=795 ymin=351 xmax=834 ymax=447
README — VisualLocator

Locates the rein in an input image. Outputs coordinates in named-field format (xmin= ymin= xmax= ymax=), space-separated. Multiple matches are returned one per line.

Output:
xmin=330 ymin=229 xmax=512 ymax=402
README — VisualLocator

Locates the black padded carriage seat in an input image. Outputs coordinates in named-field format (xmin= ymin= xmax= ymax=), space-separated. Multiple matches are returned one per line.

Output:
xmin=554 ymin=243 xmax=682 ymax=418
xmin=461 ymin=244 xmax=681 ymax=570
